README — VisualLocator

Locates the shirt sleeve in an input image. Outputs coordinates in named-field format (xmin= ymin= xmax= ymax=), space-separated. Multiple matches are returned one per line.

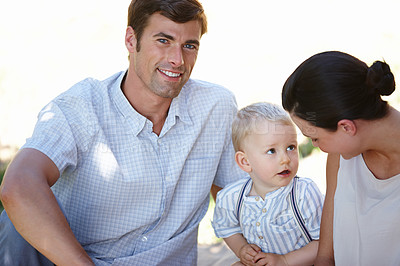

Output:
xmin=212 ymin=90 xmax=244 ymax=189
xmin=211 ymin=184 xmax=243 ymax=238
xmin=22 ymin=93 xmax=98 ymax=175
xmin=298 ymin=178 xmax=325 ymax=240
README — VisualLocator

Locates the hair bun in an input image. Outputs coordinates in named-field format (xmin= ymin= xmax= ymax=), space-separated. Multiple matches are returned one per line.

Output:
xmin=366 ymin=61 xmax=396 ymax=96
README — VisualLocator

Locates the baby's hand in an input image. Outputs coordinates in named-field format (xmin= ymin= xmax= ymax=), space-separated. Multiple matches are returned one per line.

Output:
xmin=238 ymin=243 xmax=261 ymax=265
xmin=253 ymin=252 xmax=288 ymax=266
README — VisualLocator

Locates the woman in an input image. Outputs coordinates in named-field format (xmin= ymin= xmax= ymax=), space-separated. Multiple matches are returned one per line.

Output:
xmin=281 ymin=51 xmax=400 ymax=265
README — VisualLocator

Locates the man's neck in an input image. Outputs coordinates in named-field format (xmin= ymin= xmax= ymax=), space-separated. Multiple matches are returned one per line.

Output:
xmin=121 ymin=71 xmax=172 ymax=135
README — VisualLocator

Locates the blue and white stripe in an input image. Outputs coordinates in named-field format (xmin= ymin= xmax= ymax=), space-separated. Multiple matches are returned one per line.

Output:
xmin=212 ymin=176 xmax=324 ymax=254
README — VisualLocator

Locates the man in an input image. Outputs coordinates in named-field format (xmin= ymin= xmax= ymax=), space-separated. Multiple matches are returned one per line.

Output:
xmin=0 ymin=0 xmax=243 ymax=265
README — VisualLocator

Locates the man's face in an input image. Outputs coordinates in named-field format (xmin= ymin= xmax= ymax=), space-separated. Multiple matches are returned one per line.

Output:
xmin=127 ymin=13 xmax=202 ymax=99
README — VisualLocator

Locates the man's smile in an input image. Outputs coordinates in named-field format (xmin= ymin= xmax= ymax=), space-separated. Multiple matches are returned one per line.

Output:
xmin=158 ymin=68 xmax=182 ymax=78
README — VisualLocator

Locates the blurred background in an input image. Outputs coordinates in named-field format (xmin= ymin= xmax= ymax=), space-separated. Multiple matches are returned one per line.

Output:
xmin=0 ymin=0 xmax=399 ymax=242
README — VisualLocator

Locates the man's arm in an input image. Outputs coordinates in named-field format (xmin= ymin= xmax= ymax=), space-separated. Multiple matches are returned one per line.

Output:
xmin=0 ymin=148 xmax=93 ymax=265
xmin=315 ymin=153 xmax=339 ymax=266
xmin=210 ymin=184 xmax=222 ymax=202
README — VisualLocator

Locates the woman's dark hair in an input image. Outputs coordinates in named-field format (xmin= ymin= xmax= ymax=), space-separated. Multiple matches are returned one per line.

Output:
xmin=128 ymin=0 xmax=207 ymax=52
xmin=282 ymin=51 xmax=396 ymax=131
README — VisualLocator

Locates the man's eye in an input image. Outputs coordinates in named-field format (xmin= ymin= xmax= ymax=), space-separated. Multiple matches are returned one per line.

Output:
xmin=158 ymin=39 xmax=168 ymax=44
xmin=184 ymin=44 xmax=196 ymax=49
xmin=266 ymin=149 xmax=275 ymax=154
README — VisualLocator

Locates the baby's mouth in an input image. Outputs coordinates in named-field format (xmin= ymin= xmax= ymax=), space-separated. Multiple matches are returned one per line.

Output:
xmin=278 ymin=170 xmax=290 ymax=175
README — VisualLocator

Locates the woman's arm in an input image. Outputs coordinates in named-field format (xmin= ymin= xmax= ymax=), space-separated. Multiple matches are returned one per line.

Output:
xmin=315 ymin=153 xmax=339 ymax=265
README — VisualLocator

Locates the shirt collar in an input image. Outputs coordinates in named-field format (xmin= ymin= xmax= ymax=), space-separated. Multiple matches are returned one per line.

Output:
xmin=169 ymin=83 xmax=192 ymax=124
xmin=111 ymin=71 xmax=193 ymax=136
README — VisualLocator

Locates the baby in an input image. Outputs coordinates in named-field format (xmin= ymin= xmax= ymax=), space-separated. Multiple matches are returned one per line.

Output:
xmin=212 ymin=102 xmax=324 ymax=265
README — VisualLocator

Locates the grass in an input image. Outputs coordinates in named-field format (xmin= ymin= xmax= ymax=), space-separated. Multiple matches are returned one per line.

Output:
xmin=198 ymin=195 xmax=222 ymax=245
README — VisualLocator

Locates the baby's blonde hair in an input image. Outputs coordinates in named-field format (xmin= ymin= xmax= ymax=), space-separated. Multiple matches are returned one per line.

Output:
xmin=232 ymin=102 xmax=294 ymax=152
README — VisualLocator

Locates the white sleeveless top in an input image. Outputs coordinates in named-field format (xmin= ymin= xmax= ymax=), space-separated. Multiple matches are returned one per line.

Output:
xmin=333 ymin=155 xmax=400 ymax=266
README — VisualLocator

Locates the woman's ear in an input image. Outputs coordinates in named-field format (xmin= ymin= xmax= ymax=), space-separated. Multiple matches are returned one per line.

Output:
xmin=337 ymin=119 xmax=357 ymax=136
xmin=125 ymin=26 xmax=137 ymax=53
xmin=235 ymin=151 xmax=252 ymax=173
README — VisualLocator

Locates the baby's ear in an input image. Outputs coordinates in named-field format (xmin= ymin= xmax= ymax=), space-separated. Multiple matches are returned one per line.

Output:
xmin=235 ymin=151 xmax=252 ymax=173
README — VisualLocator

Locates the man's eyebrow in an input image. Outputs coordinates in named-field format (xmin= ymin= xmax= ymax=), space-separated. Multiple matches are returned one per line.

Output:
xmin=186 ymin=39 xmax=200 ymax=46
xmin=154 ymin=32 xmax=200 ymax=46
xmin=154 ymin=32 xmax=174 ymax=40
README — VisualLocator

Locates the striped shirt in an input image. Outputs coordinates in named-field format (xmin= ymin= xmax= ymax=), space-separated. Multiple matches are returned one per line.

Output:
xmin=212 ymin=177 xmax=324 ymax=254
xmin=22 ymin=71 xmax=244 ymax=265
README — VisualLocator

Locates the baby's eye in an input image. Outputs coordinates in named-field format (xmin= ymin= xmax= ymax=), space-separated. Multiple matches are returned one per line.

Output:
xmin=266 ymin=149 xmax=275 ymax=154
xmin=287 ymin=145 xmax=296 ymax=151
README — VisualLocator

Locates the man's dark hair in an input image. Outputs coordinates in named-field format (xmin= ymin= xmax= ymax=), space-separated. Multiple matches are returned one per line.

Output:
xmin=128 ymin=0 xmax=207 ymax=51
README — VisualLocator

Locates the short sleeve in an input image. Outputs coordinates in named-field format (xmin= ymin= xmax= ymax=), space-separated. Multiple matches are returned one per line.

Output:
xmin=297 ymin=178 xmax=325 ymax=240
xmin=22 ymin=92 xmax=98 ymax=175
xmin=212 ymin=90 xmax=244 ymax=188
xmin=22 ymin=101 xmax=77 ymax=174
xmin=211 ymin=182 xmax=243 ymax=238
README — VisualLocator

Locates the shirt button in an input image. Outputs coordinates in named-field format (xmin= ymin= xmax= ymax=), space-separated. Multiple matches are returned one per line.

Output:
xmin=157 ymin=139 xmax=162 ymax=144
xmin=142 ymin=236 xmax=148 ymax=242
xmin=262 ymin=208 xmax=267 ymax=213
xmin=255 ymin=197 xmax=260 ymax=201
xmin=259 ymin=236 xmax=263 ymax=240
xmin=256 ymin=222 xmax=260 ymax=226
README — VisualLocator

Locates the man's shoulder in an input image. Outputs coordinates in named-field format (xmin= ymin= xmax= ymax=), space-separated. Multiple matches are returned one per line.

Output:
xmin=58 ymin=71 xmax=122 ymax=100
xmin=52 ymin=71 xmax=123 ymax=111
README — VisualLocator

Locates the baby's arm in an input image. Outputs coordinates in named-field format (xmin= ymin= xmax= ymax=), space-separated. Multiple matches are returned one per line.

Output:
xmin=253 ymin=240 xmax=318 ymax=266
xmin=224 ymin=233 xmax=261 ymax=265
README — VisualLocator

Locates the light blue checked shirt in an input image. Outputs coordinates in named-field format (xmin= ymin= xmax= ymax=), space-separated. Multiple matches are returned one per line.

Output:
xmin=212 ymin=177 xmax=324 ymax=255
xmin=22 ymin=71 xmax=243 ymax=265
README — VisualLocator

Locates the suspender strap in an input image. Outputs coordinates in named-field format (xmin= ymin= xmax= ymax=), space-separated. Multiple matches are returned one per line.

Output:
xmin=235 ymin=178 xmax=252 ymax=225
xmin=289 ymin=176 xmax=313 ymax=243
xmin=236 ymin=176 xmax=312 ymax=244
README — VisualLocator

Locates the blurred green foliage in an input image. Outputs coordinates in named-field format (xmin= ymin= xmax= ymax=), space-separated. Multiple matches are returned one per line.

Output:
xmin=299 ymin=138 xmax=319 ymax=159
xmin=0 ymin=162 xmax=7 ymax=212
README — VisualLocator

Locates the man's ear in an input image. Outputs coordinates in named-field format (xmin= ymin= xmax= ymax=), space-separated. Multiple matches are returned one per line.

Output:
xmin=337 ymin=119 xmax=357 ymax=136
xmin=235 ymin=151 xmax=252 ymax=173
xmin=125 ymin=26 xmax=137 ymax=53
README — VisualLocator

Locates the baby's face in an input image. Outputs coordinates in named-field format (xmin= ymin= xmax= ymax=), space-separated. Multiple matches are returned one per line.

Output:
xmin=242 ymin=120 xmax=299 ymax=193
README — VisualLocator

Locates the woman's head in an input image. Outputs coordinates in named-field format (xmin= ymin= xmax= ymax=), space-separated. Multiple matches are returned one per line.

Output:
xmin=282 ymin=51 xmax=396 ymax=131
